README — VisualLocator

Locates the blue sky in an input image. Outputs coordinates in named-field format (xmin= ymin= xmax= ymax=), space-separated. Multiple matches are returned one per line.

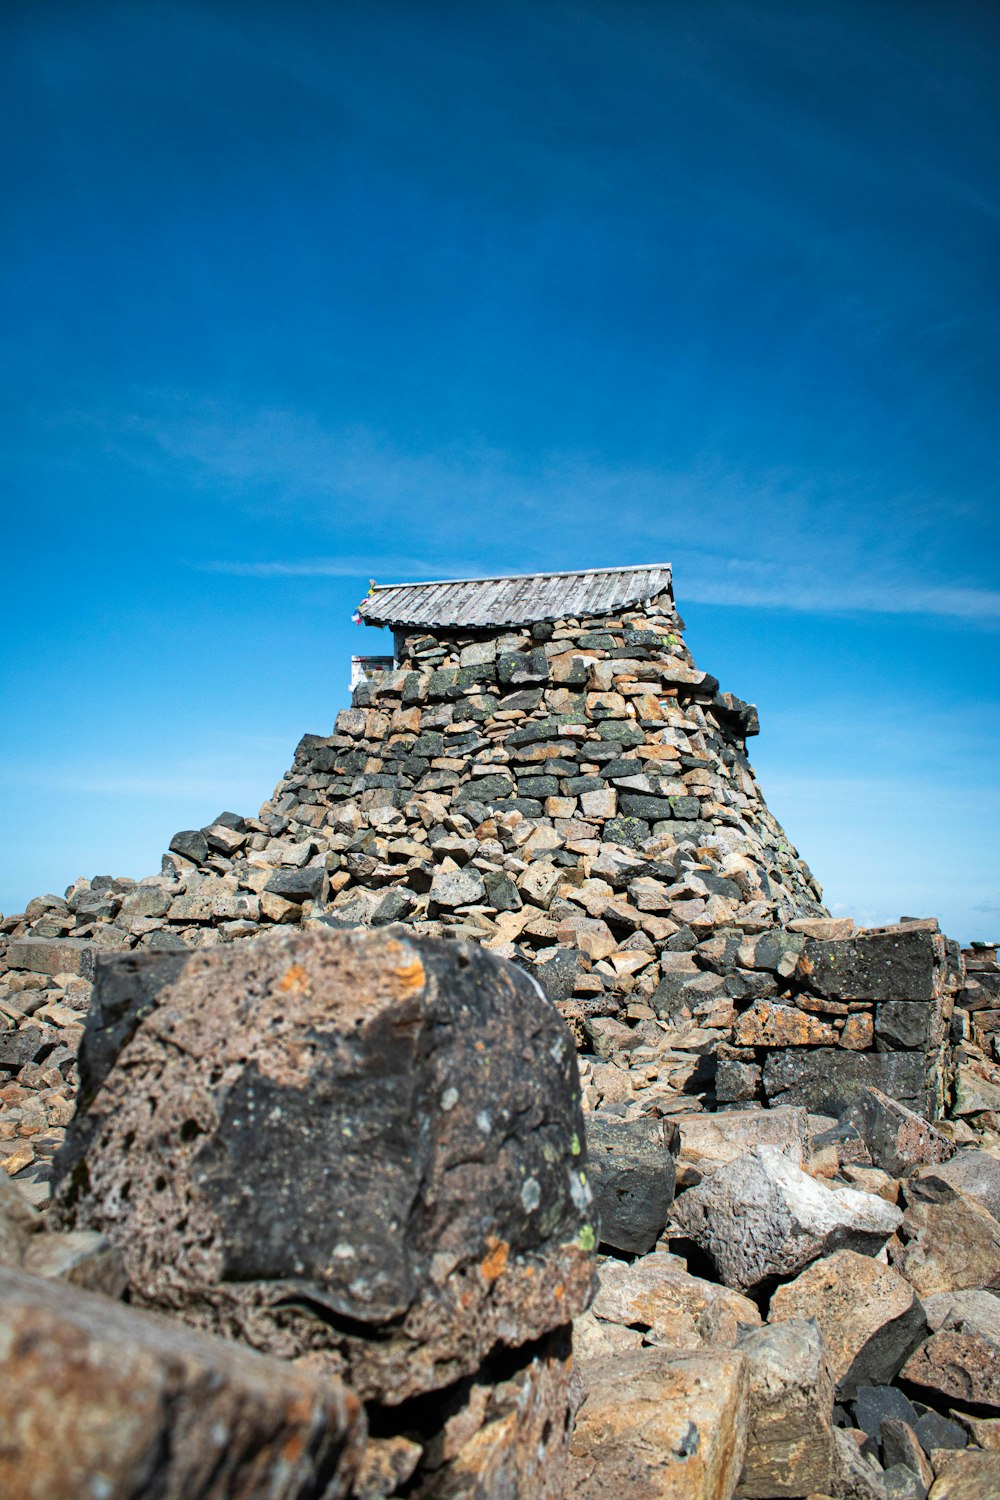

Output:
xmin=2 ymin=0 xmax=998 ymax=940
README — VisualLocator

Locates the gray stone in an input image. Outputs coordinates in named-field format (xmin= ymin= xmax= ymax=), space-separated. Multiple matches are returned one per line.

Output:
xmin=483 ymin=870 xmax=523 ymax=912
xmin=763 ymin=1048 xmax=931 ymax=1116
xmin=876 ymin=1001 xmax=936 ymax=1050
xmin=5 ymin=938 xmax=95 ymax=979
xmin=848 ymin=1087 xmax=954 ymax=1178
xmin=497 ymin=648 xmax=549 ymax=686
xmin=619 ymin=793 xmax=673 ymax=820
xmin=264 ymin=865 xmax=328 ymax=903
xmin=803 ymin=928 xmax=937 ymax=1001
xmin=671 ymin=1144 xmax=901 ymax=1294
xmin=168 ymin=828 xmax=209 ymax=865
xmin=852 ymin=1385 xmax=920 ymax=1441
xmin=0 ymin=1026 xmax=48 ymax=1070
xmin=429 ymin=866 xmax=486 ymax=910
xmin=830 ymin=1425 xmax=889 ymax=1500
xmin=370 ymin=888 xmax=416 ymax=926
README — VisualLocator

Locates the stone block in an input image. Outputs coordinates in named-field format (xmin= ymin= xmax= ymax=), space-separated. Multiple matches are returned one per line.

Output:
xmin=733 ymin=1000 xmax=838 ymax=1047
xmin=875 ymin=1000 xmax=937 ymax=1050
xmin=737 ymin=1319 xmax=835 ymax=1499
xmin=769 ymin=1249 xmax=928 ymax=1397
xmin=52 ymin=929 xmax=594 ymax=1403
xmin=914 ymin=1149 xmax=1000 ymax=1221
xmin=567 ymin=1346 xmax=750 ymax=1500
xmin=264 ymin=865 xmax=328 ymax=903
xmin=585 ymin=1114 xmax=677 ymax=1255
xmin=168 ymin=828 xmax=210 ymax=865
xmin=891 ymin=1181 xmax=1000 ymax=1296
xmin=674 ymin=1106 xmax=808 ymax=1187
xmin=580 ymin=787 xmax=617 ymax=820
xmin=902 ymin=1290 xmax=1000 ymax=1408
xmin=848 ymin=1087 xmax=955 ymax=1177
xmin=590 ymin=1249 xmax=761 ymax=1350
xmin=5 ymin=938 xmax=94 ymax=979
xmin=801 ymin=928 xmax=938 ymax=1001
xmin=763 ymin=1048 xmax=932 ymax=1117
xmin=0 ymin=1265 xmax=364 ymax=1500
xmin=671 ymin=1144 xmax=901 ymax=1293
xmin=428 ymin=866 xmax=486 ymax=910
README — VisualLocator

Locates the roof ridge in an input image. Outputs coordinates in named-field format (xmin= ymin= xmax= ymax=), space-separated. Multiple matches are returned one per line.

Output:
xmin=370 ymin=562 xmax=672 ymax=591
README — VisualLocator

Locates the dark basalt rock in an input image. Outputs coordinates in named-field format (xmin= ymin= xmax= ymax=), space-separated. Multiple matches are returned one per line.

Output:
xmin=763 ymin=1048 xmax=932 ymax=1117
xmin=801 ymin=929 xmax=938 ymax=1001
xmin=52 ymin=927 xmax=595 ymax=1403
xmin=584 ymin=1114 xmax=679 ymax=1255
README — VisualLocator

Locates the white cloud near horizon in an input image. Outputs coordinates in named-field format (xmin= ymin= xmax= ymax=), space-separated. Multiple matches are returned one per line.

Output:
xmin=62 ymin=393 xmax=1000 ymax=625
xmin=196 ymin=552 xmax=1000 ymax=622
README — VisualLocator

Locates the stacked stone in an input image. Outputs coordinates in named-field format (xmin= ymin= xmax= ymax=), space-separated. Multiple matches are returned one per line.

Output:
xmin=1 ymin=584 xmax=833 ymax=1174
xmin=950 ymin=942 xmax=1000 ymax=1133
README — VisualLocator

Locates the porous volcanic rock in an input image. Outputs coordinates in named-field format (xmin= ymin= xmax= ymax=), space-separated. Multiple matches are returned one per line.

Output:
xmin=670 ymin=1143 xmax=901 ymax=1293
xmin=52 ymin=927 xmax=595 ymax=1404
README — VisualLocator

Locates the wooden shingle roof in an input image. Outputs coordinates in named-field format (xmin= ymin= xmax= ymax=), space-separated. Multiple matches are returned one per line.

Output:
xmin=358 ymin=564 xmax=674 ymax=631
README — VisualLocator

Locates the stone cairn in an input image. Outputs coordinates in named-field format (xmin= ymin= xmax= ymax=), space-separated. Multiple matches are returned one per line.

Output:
xmin=2 ymin=564 xmax=999 ymax=1497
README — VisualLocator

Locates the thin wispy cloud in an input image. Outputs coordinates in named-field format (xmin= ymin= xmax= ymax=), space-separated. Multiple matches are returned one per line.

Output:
xmin=198 ymin=554 xmax=486 ymax=580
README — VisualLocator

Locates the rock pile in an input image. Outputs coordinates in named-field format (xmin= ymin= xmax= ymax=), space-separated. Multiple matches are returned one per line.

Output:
xmin=572 ymin=1103 xmax=1000 ymax=1499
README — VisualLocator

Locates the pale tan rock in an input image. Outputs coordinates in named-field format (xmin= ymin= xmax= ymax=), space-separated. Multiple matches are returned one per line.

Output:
xmin=22 ymin=1228 xmax=127 ymax=1299
xmin=737 ymin=1319 xmax=835 ymax=1499
xmin=675 ymin=1106 xmax=808 ymax=1187
xmin=769 ymin=1248 xmax=927 ymax=1397
xmin=891 ymin=1185 xmax=1000 ymax=1296
xmin=567 ymin=1346 xmax=749 ymax=1499
xmin=591 ymin=1250 xmax=761 ymax=1350
xmin=927 ymin=1449 xmax=1000 ymax=1497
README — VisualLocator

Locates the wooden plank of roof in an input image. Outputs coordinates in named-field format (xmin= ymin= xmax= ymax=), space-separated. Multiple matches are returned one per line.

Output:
xmin=359 ymin=563 xmax=674 ymax=627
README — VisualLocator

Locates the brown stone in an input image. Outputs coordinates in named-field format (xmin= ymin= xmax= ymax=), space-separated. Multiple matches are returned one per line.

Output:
xmin=590 ymin=1249 xmax=762 ymax=1350
xmin=0 ymin=1265 xmax=364 ymax=1500
xmin=733 ymin=1001 xmax=838 ymax=1047
xmin=901 ymin=1290 xmax=1000 ymax=1407
xmin=769 ymin=1248 xmax=927 ymax=1396
xmin=891 ymin=1184 xmax=1000 ymax=1296
xmin=567 ymin=1346 xmax=750 ymax=1499
xmin=927 ymin=1450 xmax=1000 ymax=1498
xmin=737 ymin=1319 xmax=835 ymax=1499
xmin=409 ymin=1328 xmax=573 ymax=1499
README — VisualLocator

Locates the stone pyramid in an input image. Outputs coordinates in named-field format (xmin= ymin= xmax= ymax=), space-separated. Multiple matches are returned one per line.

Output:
xmin=261 ymin=563 xmax=827 ymax=953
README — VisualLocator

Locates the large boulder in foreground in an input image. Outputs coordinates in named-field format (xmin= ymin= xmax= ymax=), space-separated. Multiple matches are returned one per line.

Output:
xmin=0 ymin=1265 xmax=364 ymax=1500
xmin=52 ymin=929 xmax=595 ymax=1404
xmin=671 ymin=1144 xmax=902 ymax=1293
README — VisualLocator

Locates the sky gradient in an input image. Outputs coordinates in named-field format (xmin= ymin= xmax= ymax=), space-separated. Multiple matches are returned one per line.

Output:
xmin=2 ymin=0 xmax=998 ymax=940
